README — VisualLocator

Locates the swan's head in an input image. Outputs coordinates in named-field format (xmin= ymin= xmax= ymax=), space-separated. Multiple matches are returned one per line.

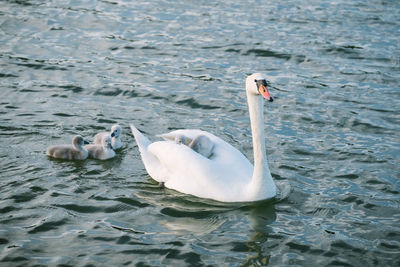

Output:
xmin=102 ymin=135 xmax=113 ymax=150
xmin=73 ymin=135 xmax=89 ymax=148
xmin=246 ymin=73 xmax=273 ymax=102
xmin=110 ymin=124 xmax=122 ymax=138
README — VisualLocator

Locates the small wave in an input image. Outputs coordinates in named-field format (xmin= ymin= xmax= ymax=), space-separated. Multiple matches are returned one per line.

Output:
xmin=28 ymin=219 xmax=69 ymax=234
xmin=175 ymin=97 xmax=220 ymax=110
xmin=58 ymin=85 xmax=84 ymax=93
xmin=111 ymin=225 xmax=145 ymax=235
xmin=160 ymin=207 xmax=219 ymax=219
xmin=0 ymin=206 xmax=17 ymax=214
xmin=0 ymin=73 xmax=18 ymax=78
xmin=52 ymin=112 xmax=75 ymax=117
xmin=16 ymin=62 xmax=67 ymax=71
xmin=113 ymin=197 xmax=150 ymax=208
xmin=244 ymin=49 xmax=291 ymax=60
xmin=141 ymin=46 xmax=157 ymax=50
xmin=55 ymin=203 xmax=132 ymax=214
xmin=94 ymin=88 xmax=123 ymax=96
xmin=335 ymin=173 xmax=359 ymax=180
xmin=55 ymin=204 xmax=102 ymax=213
xmin=90 ymin=195 xmax=150 ymax=208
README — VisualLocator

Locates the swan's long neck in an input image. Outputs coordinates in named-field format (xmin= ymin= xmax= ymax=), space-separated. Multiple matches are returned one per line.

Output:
xmin=246 ymin=91 xmax=276 ymax=200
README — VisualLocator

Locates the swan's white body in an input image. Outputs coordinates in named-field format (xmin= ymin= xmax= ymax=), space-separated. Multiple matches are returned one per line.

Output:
xmin=131 ymin=73 xmax=276 ymax=202
xmin=94 ymin=124 xmax=123 ymax=150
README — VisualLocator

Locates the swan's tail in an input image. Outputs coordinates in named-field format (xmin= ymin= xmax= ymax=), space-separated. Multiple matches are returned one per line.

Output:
xmin=130 ymin=123 xmax=151 ymax=152
xmin=130 ymin=123 xmax=163 ymax=182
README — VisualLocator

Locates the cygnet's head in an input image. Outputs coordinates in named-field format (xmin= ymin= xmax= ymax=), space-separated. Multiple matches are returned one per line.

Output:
xmin=102 ymin=135 xmax=113 ymax=150
xmin=245 ymin=73 xmax=273 ymax=102
xmin=110 ymin=124 xmax=122 ymax=138
xmin=175 ymin=135 xmax=188 ymax=145
xmin=73 ymin=135 xmax=89 ymax=148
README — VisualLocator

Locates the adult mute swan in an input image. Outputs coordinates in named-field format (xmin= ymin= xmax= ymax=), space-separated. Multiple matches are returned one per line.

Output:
xmin=130 ymin=73 xmax=276 ymax=202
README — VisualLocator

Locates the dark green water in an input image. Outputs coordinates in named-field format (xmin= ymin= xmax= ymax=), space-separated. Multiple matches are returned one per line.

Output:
xmin=1 ymin=0 xmax=399 ymax=266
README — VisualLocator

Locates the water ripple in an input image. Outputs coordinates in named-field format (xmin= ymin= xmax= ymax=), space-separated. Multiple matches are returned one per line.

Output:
xmin=0 ymin=0 xmax=399 ymax=266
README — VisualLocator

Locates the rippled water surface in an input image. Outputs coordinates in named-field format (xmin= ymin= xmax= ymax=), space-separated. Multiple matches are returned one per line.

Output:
xmin=1 ymin=0 xmax=399 ymax=266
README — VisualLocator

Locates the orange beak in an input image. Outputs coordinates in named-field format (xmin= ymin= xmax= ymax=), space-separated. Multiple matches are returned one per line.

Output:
xmin=258 ymin=84 xmax=273 ymax=102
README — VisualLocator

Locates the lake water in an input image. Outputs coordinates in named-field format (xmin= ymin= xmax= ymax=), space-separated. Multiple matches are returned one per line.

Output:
xmin=1 ymin=0 xmax=399 ymax=266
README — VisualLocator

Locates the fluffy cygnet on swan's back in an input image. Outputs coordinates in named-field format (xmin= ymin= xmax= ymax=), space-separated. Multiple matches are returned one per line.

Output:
xmin=188 ymin=135 xmax=214 ymax=158
xmin=174 ymin=134 xmax=214 ymax=158
xmin=46 ymin=135 xmax=89 ymax=160
xmin=85 ymin=135 xmax=115 ymax=160
xmin=94 ymin=124 xmax=122 ymax=149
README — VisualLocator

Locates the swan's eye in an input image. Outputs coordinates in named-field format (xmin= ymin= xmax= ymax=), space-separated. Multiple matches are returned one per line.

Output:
xmin=255 ymin=79 xmax=268 ymax=91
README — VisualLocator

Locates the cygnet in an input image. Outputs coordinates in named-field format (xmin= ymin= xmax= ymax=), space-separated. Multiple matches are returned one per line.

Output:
xmin=188 ymin=135 xmax=214 ymax=158
xmin=85 ymin=135 xmax=115 ymax=160
xmin=46 ymin=135 xmax=89 ymax=160
xmin=94 ymin=124 xmax=122 ymax=149
xmin=174 ymin=134 xmax=191 ymax=145
xmin=175 ymin=134 xmax=214 ymax=158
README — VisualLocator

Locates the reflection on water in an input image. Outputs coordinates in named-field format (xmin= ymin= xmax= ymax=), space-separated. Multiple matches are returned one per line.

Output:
xmin=1 ymin=0 xmax=399 ymax=265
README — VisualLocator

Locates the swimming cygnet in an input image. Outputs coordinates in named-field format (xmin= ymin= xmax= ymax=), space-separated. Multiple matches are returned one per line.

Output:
xmin=94 ymin=124 xmax=122 ymax=149
xmin=46 ymin=135 xmax=89 ymax=160
xmin=85 ymin=135 xmax=116 ymax=160
xmin=175 ymin=134 xmax=214 ymax=158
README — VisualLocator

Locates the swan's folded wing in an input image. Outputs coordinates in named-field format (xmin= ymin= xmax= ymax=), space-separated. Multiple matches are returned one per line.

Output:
xmin=148 ymin=140 xmax=253 ymax=201
xmin=147 ymin=141 xmax=218 ymax=189
xmin=148 ymin=141 xmax=212 ymax=173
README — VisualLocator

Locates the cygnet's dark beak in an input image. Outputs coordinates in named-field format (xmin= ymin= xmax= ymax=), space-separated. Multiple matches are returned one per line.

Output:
xmin=111 ymin=132 xmax=116 ymax=138
xmin=83 ymin=140 xmax=90 ymax=145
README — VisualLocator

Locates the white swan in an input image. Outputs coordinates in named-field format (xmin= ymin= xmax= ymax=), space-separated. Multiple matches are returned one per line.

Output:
xmin=94 ymin=124 xmax=123 ymax=149
xmin=85 ymin=135 xmax=116 ymax=160
xmin=130 ymin=73 xmax=276 ymax=202
xmin=46 ymin=135 xmax=89 ymax=160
